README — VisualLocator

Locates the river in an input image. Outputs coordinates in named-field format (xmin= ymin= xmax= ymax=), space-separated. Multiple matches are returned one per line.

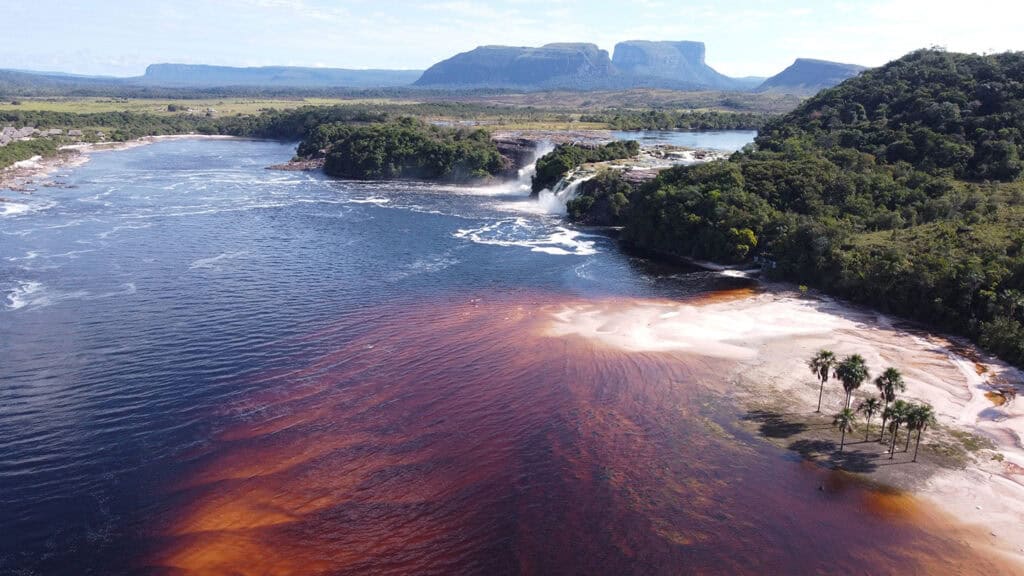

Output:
xmin=0 ymin=135 xmax=1010 ymax=574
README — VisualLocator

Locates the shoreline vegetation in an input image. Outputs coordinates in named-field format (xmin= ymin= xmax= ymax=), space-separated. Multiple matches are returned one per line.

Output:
xmin=565 ymin=49 xmax=1024 ymax=369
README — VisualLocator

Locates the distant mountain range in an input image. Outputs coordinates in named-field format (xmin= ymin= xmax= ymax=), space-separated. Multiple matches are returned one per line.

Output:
xmin=137 ymin=64 xmax=421 ymax=88
xmin=0 ymin=41 xmax=866 ymax=95
xmin=755 ymin=58 xmax=867 ymax=95
xmin=413 ymin=41 xmax=774 ymax=91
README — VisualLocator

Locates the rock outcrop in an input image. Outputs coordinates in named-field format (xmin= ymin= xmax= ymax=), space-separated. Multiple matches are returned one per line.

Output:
xmin=492 ymin=136 xmax=537 ymax=174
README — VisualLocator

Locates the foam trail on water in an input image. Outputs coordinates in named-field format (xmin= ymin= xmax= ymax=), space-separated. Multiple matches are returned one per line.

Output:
xmin=453 ymin=218 xmax=598 ymax=256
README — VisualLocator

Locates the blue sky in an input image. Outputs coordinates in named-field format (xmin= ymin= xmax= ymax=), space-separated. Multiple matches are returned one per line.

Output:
xmin=0 ymin=0 xmax=1020 ymax=77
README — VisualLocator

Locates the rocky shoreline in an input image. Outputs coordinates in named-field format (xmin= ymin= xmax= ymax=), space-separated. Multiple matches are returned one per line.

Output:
xmin=266 ymin=158 xmax=325 ymax=171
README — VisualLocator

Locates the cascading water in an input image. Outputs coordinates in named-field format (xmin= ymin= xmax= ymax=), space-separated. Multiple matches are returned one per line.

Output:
xmin=535 ymin=170 xmax=595 ymax=215
xmin=478 ymin=140 xmax=592 ymax=215
xmin=516 ymin=141 xmax=554 ymax=194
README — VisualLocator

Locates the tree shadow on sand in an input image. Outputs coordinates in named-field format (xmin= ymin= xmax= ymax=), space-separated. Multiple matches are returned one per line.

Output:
xmin=788 ymin=439 xmax=881 ymax=473
xmin=742 ymin=409 xmax=809 ymax=438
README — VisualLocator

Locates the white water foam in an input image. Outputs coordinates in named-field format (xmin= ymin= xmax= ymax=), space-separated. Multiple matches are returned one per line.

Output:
xmin=4 ymin=280 xmax=136 ymax=311
xmin=0 ymin=199 xmax=57 ymax=218
xmin=467 ymin=141 xmax=555 ymax=198
xmin=535 ymin=173 xmax=594 ymax=215
xmin=0 ymin=202 xmax=31 ymax=217
xmin=5 ymin=281 xmax=45 ymax=310
xmin=496 ymin=169 xmax=594 ymax=216
xmin=453 ymin=218 xmax=599 ymax=256
xmin=189 ymin=251 xmax=250 ymax=270
xmin=347 ymin=196 xmax=391 ymax=205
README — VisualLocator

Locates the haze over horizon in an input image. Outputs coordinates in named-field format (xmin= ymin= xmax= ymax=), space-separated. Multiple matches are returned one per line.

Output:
xmin=1 ymin=0 xmax=1022 ymax=78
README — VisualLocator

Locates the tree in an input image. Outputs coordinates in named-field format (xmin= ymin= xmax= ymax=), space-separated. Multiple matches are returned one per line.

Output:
xmin=834 ymin=354 xmax=870 ymax=409
xmin=874 ymin=367 xmax=906 ymax=442
xmin=907 ymin=404 xmax=937 ymax=462
xmin=808 ymin=349 xmax=837 ymax=412
xmin=833 ymin=408 xmax=858 ymax=452
xmin=857 ymin=397 xmax=882 ymax=441
xmin=884 ymin=400 xmax=911 ymax=459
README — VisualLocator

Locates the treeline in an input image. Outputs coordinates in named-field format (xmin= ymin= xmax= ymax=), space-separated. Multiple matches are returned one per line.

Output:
xmin=532 ymin=140 xmax=640 ymax=193
xmin=0 ymin=102 xmax=584 ymax=143
xmin=0 ymin=110 xmax=226 ymax=141
xmin=0 ymin=70 xmax=525 ymax=99
xmin=579 ymin=109 xmax=771 ymax=131
xmin=305 ymin=117 xmax=507 ymax=182
xmin=568 ymin=49 xmax=1024 ymax=365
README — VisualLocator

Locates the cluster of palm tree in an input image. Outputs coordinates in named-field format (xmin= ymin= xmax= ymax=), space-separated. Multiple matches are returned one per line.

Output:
xmin=808 ymin=349 xmax=937 ymax=460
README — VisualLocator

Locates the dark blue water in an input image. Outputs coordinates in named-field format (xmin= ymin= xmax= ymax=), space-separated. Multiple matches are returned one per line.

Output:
xmin=0 ymin=138 xmax=746 ymax=574
xmin=0 ymin=137 xmax=1008 ymax=575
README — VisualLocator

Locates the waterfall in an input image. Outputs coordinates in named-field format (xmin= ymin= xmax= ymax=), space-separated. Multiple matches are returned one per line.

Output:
xmin=536 ymin=170 xmax=595 ymax=215
xmin=515 ymin=141 xmax=554 ymax=193
xmin=479 ymin=140 xmax=591 ymax=215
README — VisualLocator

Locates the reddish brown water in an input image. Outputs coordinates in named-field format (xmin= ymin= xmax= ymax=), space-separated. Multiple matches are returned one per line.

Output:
xmin=146 ymin=296 xmax=1016 ymax=575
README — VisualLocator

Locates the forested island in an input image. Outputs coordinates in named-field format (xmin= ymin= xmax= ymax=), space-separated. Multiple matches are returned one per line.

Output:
xmin=303 ymin=118 xmax=508 ymax=181
xmin=568 ymin=49 xmax=1024 ymax=364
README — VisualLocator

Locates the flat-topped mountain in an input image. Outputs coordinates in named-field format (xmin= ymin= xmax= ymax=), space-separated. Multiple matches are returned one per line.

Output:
xmin=413 ymin=43 xmax=616 ymax=89
xmin=611 ymin=40 xmax=749 ymax=90
xmin=1 ymin=44 xmax=865 ymax=95
xmin=139 ymin=64 xmax=422 ymax=88
xmin=755 ymin=58 xmax=866 ymax=95
xmin=415 ymin=41 xmax=849 ymax=92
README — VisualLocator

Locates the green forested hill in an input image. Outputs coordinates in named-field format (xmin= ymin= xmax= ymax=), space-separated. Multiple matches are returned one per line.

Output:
xmin=308 ymin=118 xmax=507 ymax=181
xmin=757 ymin=49 xmax=1024 ymax=180
xmin=576 ymin=50 xmax=1024 ymax=364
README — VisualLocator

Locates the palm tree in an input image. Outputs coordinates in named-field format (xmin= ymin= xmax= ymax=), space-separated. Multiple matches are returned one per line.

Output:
xmin=857 ymin=397 xmax=882 ymax=441
xmin=875 ymin=367 xmax=906 ymax=442
xmin=885 ymin=400 xmax=911 ymax=459
xmin=834 ymin=354 xmax=869 ymax=409
xmin=908 ymin=404 xmax=937 ymax=462
xmin=833 ymin=408 xmax=858 ymax=452
xmin=808 ymin=350 xmax=837 ymax=412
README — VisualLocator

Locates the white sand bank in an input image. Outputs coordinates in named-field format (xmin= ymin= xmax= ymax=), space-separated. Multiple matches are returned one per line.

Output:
xmin=544 ymin=289 xmax=1024 ymax=560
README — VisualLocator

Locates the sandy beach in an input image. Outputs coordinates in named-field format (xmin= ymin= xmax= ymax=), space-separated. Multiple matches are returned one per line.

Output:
xmin=544 ymin=287 xmax=1024 ymax=565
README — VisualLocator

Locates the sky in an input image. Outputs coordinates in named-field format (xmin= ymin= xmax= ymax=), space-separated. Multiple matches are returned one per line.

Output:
xmin=1 ymin=0 xmax=1022 ymax=78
